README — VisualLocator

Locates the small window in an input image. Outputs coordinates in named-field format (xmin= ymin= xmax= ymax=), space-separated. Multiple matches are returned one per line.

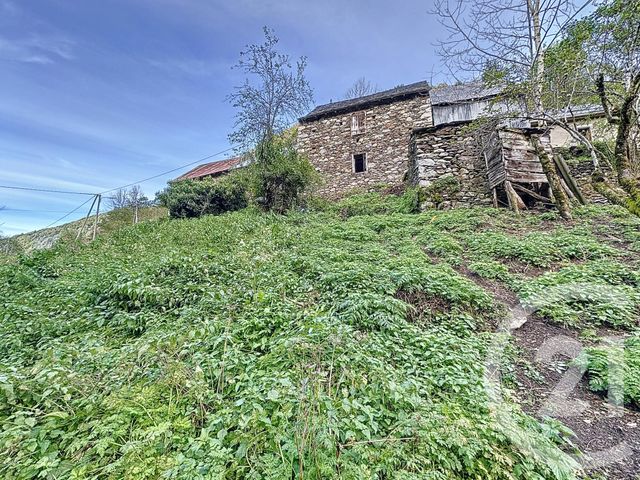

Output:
xmin=351 ymin=112 xmax=366 ymax=135
xmin=577 ymin=125 xmax=593 ymax=141
xmin=353 ymin=153 xmax=367 ymax=173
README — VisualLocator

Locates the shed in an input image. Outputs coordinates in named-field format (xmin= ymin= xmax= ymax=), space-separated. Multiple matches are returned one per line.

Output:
xmin=485 ymin=128 xmax=550 ymax=189
xmin=482 ymin=127 xmax=560 ymax=208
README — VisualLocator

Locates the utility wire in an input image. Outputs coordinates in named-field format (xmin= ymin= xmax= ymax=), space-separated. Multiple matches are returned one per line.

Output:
xmin=0 ymin=185 xmax=96 ymax=196
xmin=98 ymin=146 xmax=237 ymax=195
xmin=3 ymin=145 xmax=239 ymax=230
xmin=2 ymin=208 xmax=75 ymax=213
xmin=43 ymin=196 xmax=95 ymax=229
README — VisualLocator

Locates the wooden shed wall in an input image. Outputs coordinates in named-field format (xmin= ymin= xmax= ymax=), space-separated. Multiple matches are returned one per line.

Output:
xmin=494 ymin=130 xmax=549 ymax=185
xmin=484 ymin=130 xmax=506 ymax=189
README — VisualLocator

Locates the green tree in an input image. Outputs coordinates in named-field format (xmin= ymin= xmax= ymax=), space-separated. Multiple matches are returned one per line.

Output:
xmin=248 ymin=132 xmax=320 ymax=214
xmin=546 ymin=0 xmax=640 ymax=213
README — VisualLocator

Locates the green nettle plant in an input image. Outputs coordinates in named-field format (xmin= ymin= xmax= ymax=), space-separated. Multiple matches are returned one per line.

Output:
xmin=157 ymin=176 xmax=248 ymax=218
xmin=0 ymin=198 xmax=638 ymax=479
xmin=249 ymin=133 xmax=320 ymax=213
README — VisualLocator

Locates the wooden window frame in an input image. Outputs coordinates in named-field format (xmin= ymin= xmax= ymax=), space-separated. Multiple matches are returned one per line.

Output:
xmin=353 ymin=153 xmax=367 ymax=173
xmin=351 ymin=111 xmax=366 ymax=136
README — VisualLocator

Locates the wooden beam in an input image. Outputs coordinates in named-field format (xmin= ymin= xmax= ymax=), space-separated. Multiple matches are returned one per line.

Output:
xmin=553 ymin=154 xmax=587 ymax=205
xmin=93 ymin=194 xmax=101 ymax=241
xmin=505 ymin=181 xmax=526 ymax=213
xmin=512 ymin=183 xmax=553 ymax=204
xmin=76 ymin=194 xmax=98 ymax=241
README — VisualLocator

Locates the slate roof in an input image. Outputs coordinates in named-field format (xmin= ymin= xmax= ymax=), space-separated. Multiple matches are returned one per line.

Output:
xmin=177 ymin=156 xmax=243 ymax=180
xmin=552 ymin=104 xmax=605 ymax=119
xmin=299 ymin=81 xmax=430 ymax=122
xmin=430 ymin=82 xmax=504 ymax=106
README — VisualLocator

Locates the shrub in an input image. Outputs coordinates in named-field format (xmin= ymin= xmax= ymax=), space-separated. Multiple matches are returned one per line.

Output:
xmin=157 ymin=176 xmax=247 ymax=219
xmin=422 ymin=175 xmax=461 ymax=208
xmin=579 ymin=335 xmax=640 ymax=408
xmin=249 ymin=134 xmax=320 ymax=213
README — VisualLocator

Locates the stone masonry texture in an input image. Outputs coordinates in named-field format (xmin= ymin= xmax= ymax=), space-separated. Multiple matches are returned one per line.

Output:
xmin=297 ymin=95 xmax=432 ymax=198
xmin=409 ymin=123 xmax=493 ymax=207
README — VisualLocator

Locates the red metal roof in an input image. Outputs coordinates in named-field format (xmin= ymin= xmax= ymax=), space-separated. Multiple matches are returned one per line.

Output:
xmin=177 ymin=156 xmax=243 ymax=180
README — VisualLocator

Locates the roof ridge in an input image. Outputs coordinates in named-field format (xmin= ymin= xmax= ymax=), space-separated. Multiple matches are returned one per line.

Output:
xmin=300 ymin=80 xmax=430 ymax=122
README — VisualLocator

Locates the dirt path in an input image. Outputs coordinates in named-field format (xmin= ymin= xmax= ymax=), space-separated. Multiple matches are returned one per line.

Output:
xmin=459 ymin=267 xmax=640 ymax=479
xmin=513 ymin=316 xmax=640 ymax=479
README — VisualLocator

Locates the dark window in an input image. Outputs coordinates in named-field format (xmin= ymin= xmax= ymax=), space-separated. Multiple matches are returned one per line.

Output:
xmin=577 ymin=125 xmax=593 ymax=141
xmin=353 ymin=153 xmax=367 ymax=173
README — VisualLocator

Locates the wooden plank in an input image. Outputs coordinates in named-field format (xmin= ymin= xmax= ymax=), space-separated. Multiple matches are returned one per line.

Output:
xmin=505 ymin=160 xmax=545 ymax=172
xmin=554 ymin=154 xmax=586 ymax=205
xmin=512 ymin=183 xmax=553 ymax=203
xmin=506 ymin=172 xmax=548 ymax=183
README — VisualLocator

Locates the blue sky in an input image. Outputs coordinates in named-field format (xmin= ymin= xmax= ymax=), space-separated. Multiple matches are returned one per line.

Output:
xmin=0 ymin=0 xmax=448 ymax=235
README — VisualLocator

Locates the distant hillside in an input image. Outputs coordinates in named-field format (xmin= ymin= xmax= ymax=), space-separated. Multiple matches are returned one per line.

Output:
xmin=0 ymin=206 xmax=167 ymax=255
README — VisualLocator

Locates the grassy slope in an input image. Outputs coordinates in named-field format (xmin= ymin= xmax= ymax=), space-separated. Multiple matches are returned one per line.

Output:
xmin=0 ymin=199 xmax=639 ymax=479
xmin=1 ymin=206 xmax=167 ymax=256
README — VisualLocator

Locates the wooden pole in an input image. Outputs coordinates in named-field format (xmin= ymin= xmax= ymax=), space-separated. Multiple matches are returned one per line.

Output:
xmin=532 ymin=136 xmax=572 ymax=220
xmin=76 ymin=194 xmax=98 ymax=241
xmin=93 ymin=194 xmax=101 ymax=240
xmin=554 ymin=154 xmax=586 ymax=205
xmin=505 ymin=181 xmax=526 ymax=214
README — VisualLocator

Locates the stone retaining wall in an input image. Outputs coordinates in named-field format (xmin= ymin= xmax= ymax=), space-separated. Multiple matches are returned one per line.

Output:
xmin=409 ymin=123 xmax=493 ymax=207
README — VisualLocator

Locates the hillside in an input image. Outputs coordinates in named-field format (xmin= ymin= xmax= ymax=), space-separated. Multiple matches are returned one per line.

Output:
xmin=1 ymin=197 xmax=639 ymax=479
xmin=1 ymin=206 xmax=167 ymax=255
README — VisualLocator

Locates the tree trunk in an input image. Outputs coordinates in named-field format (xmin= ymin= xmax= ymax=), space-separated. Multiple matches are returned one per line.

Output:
xmin=532 ymin=136 xmax=573 ymax=220
xmin=613 ymin=73 xmax=640 ymax=208
xmin=505 ymin=181 xmax=526 ymax=213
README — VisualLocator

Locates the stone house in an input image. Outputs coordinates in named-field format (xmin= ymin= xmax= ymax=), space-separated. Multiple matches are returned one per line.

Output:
xmin=298 ymin=80 xmax=610 ymax=206
xmin=297 ymin=82 xmax=432 ymax=198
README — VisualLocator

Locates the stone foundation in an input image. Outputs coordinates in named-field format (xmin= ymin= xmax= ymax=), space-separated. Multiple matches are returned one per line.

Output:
xmin=409 ymin=123 xmax=493 ymax=207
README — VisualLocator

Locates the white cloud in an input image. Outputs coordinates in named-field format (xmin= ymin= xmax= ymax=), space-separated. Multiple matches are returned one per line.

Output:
xmin=0 ymin=34 xmax=75 ymax=65
xmin=147 ymin=57 xmax=229 ymax=77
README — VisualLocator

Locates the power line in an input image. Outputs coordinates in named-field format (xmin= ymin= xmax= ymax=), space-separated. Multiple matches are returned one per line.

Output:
xmin=1 ymin=208 xmax=74 ymax=213
xmin=44 ymin=196 xmax=95 ymax=229
xmin=3 ymin=145 xmax=239 ymax=231
xmin=98 ymin=146 xmax=237 ymax=195
xmin=0 ymin=185 xmax=96 ymax=196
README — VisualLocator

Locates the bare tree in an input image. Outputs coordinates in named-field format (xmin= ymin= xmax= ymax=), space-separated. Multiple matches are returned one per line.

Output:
xmin=228 ymin=27 xmax=313 ymax=150
xmin=127 ymin=185 xmax=150 ymax=224
xmin=109 ymin=189 xmax=129 ymax=210
xmin=344 ymin=77 xmax=378 ymax=99
xmin=432 ymin=0 xmax=594 ymax=219
xmin=587 ymin=1 xmax=640 ymax=213
xmin=108 ymin=185 xmax=149 ymax=223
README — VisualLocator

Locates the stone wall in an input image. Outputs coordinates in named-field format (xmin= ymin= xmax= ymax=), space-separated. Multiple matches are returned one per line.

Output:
xmin=566 ymin=159 xmax=612 ymax=204
xmin=408 ymin=123 xmax=493 ymax=207
xmin=297 ymin=95 xmax=432 ymax=198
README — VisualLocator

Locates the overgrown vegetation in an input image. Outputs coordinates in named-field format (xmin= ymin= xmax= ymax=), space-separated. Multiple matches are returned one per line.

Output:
xmin=580 ymin=335 xmax=640 ymax=409
xmin=1 ymin=199 xmax=638 ymax=478
xmin=249 ymin=133 xmax=320 ymax=213
xmin=157 ymin=176 xmax=248 ymax=218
